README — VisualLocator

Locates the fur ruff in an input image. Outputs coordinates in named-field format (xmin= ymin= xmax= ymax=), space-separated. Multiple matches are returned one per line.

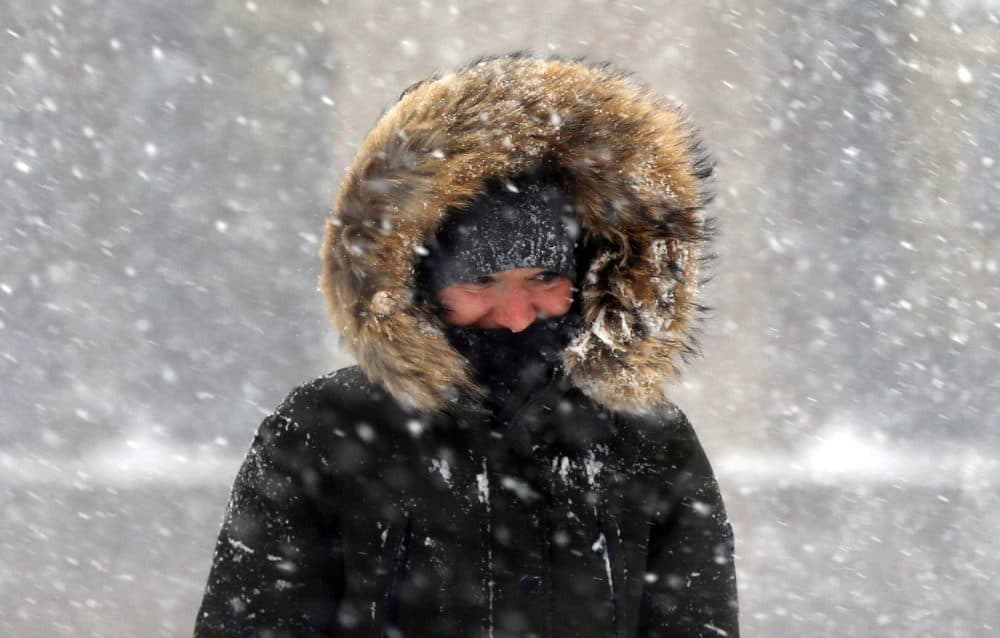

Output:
xmin=320 ymin=54 xmax=716 ymax=415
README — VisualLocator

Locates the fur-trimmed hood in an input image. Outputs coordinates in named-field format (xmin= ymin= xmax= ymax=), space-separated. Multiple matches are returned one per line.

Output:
xmin=320 ymin=54 xmax=716 ymax=415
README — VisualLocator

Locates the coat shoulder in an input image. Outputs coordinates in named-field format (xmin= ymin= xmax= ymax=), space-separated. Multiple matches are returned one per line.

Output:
xmin=612 ymin=403 xmax=711 ymax=476
xmin=616 ymin=402 xmax=697 ymax=445
xmin=271 ymin=365 xmax=404 ymax=426
xmin=250 ymin=365 xmax=414 ymax=477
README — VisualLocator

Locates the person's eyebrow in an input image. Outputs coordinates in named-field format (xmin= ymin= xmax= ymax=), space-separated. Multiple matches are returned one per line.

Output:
xmin=463 ymin=274 xmax=495 ymax=285
xmin=529 ymin=270 xmax=561 ymax=280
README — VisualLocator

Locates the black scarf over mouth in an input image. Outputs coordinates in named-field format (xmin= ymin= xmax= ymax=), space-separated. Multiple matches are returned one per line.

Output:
xmin=438 ymin=297 xmax=617 ymax=465
xmin=441 ymin=300 xmax=584 ymax=415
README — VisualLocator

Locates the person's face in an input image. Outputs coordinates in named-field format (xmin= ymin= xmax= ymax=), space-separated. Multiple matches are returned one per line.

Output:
xmin=436 ymin=267 xmax=574 ymax=332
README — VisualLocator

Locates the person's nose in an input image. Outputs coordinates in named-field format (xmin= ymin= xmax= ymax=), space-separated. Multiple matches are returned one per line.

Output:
xmin=493 ymin=284 xmax=536 ymax=332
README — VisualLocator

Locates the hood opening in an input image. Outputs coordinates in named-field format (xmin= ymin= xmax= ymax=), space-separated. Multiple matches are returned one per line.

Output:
xmin=320 ymin=54 xmax=715 ymax=415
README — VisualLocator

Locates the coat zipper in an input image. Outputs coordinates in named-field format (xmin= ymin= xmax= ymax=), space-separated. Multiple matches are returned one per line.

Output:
xmin=379 ymin=514 xmax=412 ymax=637
xmin=477 ymin=454 xmax=495 ymax=638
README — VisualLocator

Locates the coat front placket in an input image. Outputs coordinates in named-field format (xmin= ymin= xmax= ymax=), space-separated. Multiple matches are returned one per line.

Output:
xmin=475 ymin=410 xmax=554 ymax=638
xmin=391 ymin=413 xmax=494 ymax=637
xmin=541 ymin=444 xmax=620 ymax=638
xmin=481 ymin=394 xmax=623 ymax=638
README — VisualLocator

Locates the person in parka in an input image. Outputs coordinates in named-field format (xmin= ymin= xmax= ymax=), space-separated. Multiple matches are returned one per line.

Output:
xmin=194 ymin=53 xmax=739 ymax=638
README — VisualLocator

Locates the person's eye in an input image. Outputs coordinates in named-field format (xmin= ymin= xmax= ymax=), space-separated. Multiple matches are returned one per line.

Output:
xmin=465 ymin=275 xmax=494 ymax=287
xmin=534 ymin=271 xmax=562 ymax=284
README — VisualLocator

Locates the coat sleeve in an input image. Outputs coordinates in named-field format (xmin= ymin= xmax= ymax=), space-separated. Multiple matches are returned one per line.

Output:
xmin=635 ymin=410 xmax=740 ymax=638
xmin=193 ymin=388 xmax=346 ymax=638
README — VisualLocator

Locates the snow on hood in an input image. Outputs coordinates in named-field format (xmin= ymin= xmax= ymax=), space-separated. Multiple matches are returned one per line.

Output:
xmin=320 ymin=53 xmax=716 ymax=414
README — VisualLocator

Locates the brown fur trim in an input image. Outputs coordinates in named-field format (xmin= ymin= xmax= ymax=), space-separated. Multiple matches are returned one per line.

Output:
xmin=320 ymin=54 xmax=715 ymax=414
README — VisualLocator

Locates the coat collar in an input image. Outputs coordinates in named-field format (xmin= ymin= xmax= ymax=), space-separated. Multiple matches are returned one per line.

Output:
xmin=443 ymin=372 xmax=618 ymax=462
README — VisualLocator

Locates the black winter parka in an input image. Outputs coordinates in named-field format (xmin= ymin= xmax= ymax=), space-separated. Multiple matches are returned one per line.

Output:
xmin=195 ymin=54 xmax=740 ymax=637
xmin=194 ymin=367 xmax=738 ymax=637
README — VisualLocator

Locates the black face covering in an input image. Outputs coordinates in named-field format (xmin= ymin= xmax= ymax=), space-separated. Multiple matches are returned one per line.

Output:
xmin=441 ymin=301 xmax=583 ymax=414
xmin=415 ymin=173 xmax=588 ymax=414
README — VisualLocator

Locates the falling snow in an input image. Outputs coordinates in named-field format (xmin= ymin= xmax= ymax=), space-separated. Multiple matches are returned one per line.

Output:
xmin=1 ymin=1 xmax=996 ymax=637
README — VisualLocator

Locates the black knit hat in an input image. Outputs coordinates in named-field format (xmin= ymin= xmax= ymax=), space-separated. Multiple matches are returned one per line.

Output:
xmin=418 ymin=181 xmax=581 ymax=296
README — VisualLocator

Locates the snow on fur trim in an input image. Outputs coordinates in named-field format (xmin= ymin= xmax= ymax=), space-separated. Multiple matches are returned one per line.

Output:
xmin=320 ymin=53 xmax=716 ymax=414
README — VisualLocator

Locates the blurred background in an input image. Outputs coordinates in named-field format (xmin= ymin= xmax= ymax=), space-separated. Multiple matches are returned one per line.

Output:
xmin=1 ymin=1 xmax=996 ymax=636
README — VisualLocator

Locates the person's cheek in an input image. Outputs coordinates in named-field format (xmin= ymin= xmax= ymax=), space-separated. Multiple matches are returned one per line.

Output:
xmin=553 ymin=281 xmax=573 ymax=310
xmin=559 ymin=281 xmax=574 ymax=307
xmin=535 ymin=284 xmax=572 ymax=318
xmin=467 ymin=295 xmax=490 ymax=325
xmin=449 ymin=292 xmax=487 ymax=326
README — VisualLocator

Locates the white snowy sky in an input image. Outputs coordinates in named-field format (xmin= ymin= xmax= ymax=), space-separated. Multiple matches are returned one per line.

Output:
xmin=0 ymin=1 xmax=996 ymax=636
